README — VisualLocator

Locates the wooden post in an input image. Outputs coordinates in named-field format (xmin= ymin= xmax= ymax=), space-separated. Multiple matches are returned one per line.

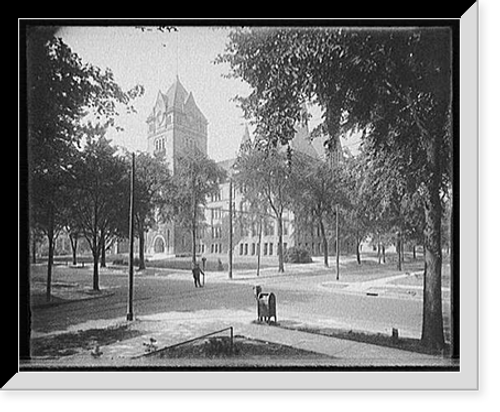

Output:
xmin=126 ymin=153 xmax=135 ymax=321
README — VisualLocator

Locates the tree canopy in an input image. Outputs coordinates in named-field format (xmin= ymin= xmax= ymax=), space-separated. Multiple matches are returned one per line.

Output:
xmin=218 ymin=26 xmax=453 ymax=351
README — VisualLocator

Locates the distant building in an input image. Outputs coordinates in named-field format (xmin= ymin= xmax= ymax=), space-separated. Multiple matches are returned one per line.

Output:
xmin=144 ymin=77 xmax=208 ymax=257
xmin=43 ymin=77 xmax=343 ymax=261
xmin=144 ymin=77 xmax=342 ymax=259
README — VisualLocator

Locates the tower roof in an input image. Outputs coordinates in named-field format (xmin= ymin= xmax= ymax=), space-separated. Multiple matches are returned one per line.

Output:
xmin=165 ymin=76 xmax=189 ymax=111
xmin=239 ymin=124 xmax=253 ymax=152
xmin=289 ymin=105 xmax=320 ymax=159
xmin=148 ymin=77 xmax=207 ymax=123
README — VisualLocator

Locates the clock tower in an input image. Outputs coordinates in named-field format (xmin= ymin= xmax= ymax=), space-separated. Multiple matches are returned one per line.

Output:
xmin=146 ymin=77 xmax=209 ymax=256
xmin=146 ymin=76 xmax=208 ymax=172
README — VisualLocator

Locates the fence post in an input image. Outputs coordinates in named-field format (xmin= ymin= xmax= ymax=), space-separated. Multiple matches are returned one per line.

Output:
xmin=230 ymin=326 xmax=234 ymax=354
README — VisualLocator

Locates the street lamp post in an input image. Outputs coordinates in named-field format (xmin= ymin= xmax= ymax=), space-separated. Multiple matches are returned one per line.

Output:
xmin=228 ymin=178 xmax=233 ymax=279
xmin=126 ymin=152 xmax=135 ymax=321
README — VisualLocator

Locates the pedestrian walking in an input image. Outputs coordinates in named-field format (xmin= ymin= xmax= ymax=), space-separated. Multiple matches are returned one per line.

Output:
xmin=192 ymin=262 xmax=204 ymax=288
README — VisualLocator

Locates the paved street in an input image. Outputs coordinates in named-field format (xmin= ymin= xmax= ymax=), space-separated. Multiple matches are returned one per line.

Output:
xmin=31 ymin=261 xmax=451 ymax=343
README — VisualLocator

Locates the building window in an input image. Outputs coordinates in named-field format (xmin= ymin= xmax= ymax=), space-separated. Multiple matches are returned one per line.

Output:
xmin=269 ymin=243 xmax=273 ymax=256
xmin=264 ymin=243 xmax=268 ymax=256
xmin=251 ymin=243 xmax=256 ymax=255
xmin=211 ymin=226 xmax=222 ymax=239
xmin=240 ymin=243 xmax=244 ymax=255
xmin=244 ymin=243 xmax=248 ymax=255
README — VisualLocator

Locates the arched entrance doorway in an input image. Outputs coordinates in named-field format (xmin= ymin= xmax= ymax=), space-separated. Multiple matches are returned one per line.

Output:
xmin=153 ymin=236 xmax=166 ymax=254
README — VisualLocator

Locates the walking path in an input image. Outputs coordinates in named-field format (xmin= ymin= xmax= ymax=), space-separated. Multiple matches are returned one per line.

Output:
xmin=27 ymin=307 xmax=455 ymax=368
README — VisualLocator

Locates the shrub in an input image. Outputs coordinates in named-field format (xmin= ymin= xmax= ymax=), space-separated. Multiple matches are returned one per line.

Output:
xmin=284 ymin=247 xmax=313 ymax=264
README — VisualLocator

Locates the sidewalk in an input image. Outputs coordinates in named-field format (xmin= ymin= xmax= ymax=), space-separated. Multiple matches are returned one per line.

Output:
xmin=26 ymin=261 xmax=455 ymax=368
xmin=26 ymin=307 xmax=455 ymax=368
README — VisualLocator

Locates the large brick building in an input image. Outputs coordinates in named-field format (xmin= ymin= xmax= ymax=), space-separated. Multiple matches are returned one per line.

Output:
xmin=145 ymin=77 xmax=338 ymax=259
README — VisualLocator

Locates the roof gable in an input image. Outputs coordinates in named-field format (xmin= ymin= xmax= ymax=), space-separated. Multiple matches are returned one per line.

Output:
xmin=184 ymin=92 xmax=207 ymax=123
xmin=165 ymin=76 xmax=189 ymax=111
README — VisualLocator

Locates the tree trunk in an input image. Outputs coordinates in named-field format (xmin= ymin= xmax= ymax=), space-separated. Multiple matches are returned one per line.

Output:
xmin=382 ymin=244 xmax=386 ymax=264
xmin=397 ymin=231 xmax=402 ymax=271
xmin=277 ymin=213 xmax=284 ymax=273
xmin=92 ymin=250 xmax=100 ymax=291
xmin=356 ymin=238 xmax=361 ymax=265
xmin=413 ymin=245 xmax=417 ymax=260
xmin=319 ymin=218 xmax=329 ymax=267
xmin=69 ymin=233 xmax=78 ymax=266
xmin=421 ymin=183 xmax=445 ymax=352
xmin=91 ymin=235 xmax=100 ymax=291
xmin=46 ymin=231 xmax=54 ymax=302
xmin=256 ymin=218 xmax=262 ymax=276
xmin=91 ymin=202 xmax=100 ymax=290
xmin=100 ymin=238 xmax=106 ymax=268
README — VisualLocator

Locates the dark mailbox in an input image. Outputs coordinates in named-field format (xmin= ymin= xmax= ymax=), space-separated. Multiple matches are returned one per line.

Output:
xmin=257 ymin=292 xmax=277 ymax=323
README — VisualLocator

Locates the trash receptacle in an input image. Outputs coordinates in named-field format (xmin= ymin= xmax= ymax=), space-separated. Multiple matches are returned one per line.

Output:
xmin=257 ymin=292 xmax=277 ymax=323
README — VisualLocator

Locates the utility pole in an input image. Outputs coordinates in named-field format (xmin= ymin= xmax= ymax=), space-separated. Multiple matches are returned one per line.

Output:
xmin=335 ymin=203 xmax=340 ymax=281
xmin=126 ymin=153 xmax=135 ymax=321
xmin=228 ymin=178 xmax=233 ymax=279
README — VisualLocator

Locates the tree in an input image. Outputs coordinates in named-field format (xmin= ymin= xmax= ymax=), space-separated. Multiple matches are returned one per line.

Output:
xmin=133 ymin=152 xmax=173 ymax=270
xmin=173 ymin=149 xmax=226 ymax=265
xmin=234 ymin=144 xmax=293 ymax=273
xmin=71 ymin=137 xmax=129 ymax=290
xmin=341 ymin=156 xmax=371 ymax=265
xmin=219 ymin=27 xmax=453 ymax=351
xmin=290 ymin=153 xmax=346 ymax=267
xmin=27 ymin=28 xmax=144 ymax=295
xmin=30 ymin=170 xmax=68 ymax=302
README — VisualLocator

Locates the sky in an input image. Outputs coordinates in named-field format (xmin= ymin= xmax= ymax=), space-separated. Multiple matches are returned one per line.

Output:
xmin=56 ymin=25 xmax=359 ymax=161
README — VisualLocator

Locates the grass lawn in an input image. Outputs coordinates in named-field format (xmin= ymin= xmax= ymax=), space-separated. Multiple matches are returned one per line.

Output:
xmin=277 ymin=320 xmax=452 ymax=357
xmin=39 ymin=250 xmax=451 ymax=280
xmin=31 ymin=325 xmax=142 ymax=358
xmin=150 ymin=334 xmax=332 ymax=362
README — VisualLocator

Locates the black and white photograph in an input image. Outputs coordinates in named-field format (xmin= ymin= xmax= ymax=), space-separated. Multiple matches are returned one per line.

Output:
xmin=13 ymin=12 xmax=480 ymax=392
